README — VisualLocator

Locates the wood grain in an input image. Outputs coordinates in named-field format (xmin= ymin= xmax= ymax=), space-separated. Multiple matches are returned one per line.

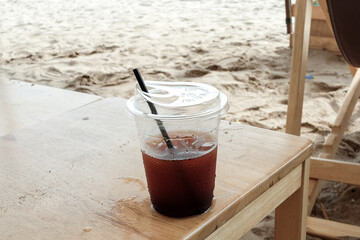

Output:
xmin=0 ymin=78 xmax=102 ymax=136
xmin=275 ymin=158 xmax=310 ymax=240
xmin=205 ymin=165 xmax=302 ymax=240
xmin=0 ymin=98 xmax=312 ymax=239
xmin=286 ymin=0 xmax=313 ymax=136
xmin=290 ymin=34 xmax=340 ymax=54
xmin=290 ymin=4 xmax=341 ymax=55
xmin=310 ymin=157 xmax=360 ymax=186
xmin=292 ymin=4 xmax=326 ymax=20
xmin=307 ymin=216 xmax=360 ymax=239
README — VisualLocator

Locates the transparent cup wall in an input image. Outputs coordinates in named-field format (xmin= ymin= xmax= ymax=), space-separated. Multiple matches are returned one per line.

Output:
xmin=134 ymin=115 xmax=221 ymax=159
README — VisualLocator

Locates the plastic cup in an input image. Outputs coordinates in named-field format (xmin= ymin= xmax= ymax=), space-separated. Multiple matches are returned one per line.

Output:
xmin=127 ymin=81 xmax=228 ymax=217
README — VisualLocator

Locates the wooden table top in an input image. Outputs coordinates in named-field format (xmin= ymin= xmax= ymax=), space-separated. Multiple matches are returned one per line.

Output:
xmin=0 ymin=97 xmax=312 ymax=240
xmin=0 ymin=78 xmax=102 ymax=136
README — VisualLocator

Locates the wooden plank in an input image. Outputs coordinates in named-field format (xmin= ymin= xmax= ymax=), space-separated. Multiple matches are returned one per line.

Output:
xmin=204 ymin=165 xmax=302 ymax=240
xmin=292 ymin=4 xmax=333 ymax=37
xmin=308 ymin=178 xmax=317 ymax=199
xmin=310 ymin=157 xmax=360 ymax=185
xmin=292 ymin=4 xmax=326 ymax=20
xmin=286 ymin=0 xmax=313 ymax=136
xmin=348 ymin=65 xmax=358 ymax=77
xmin=333 ymin=69 xmax=360 ymax=135
xmin=308 ymin=178 xmax=324 ymax=215
xmin=310 ymin=19 xmax=333 ymax=38
xmin=307 ymin=217 xmax=360 ymax=239
xmin=290 ymin=34 xmax=340 ymax=54
xmin=0 ymin=98 xmax=313 ymax=240
xmin=291 ymin=2 xmax=345 ymax=56
xmin=307 ymin=35 xmax=339 ymax=53
xmin=275 ymin=158 xmax=310 ymax=240
xmin=311 ymin=6 xmax=326 ymax=20
xmin=0 ymin=78 xmax=102 ymax=136
xmin=317 ymin=0 xmax=333 ymax=32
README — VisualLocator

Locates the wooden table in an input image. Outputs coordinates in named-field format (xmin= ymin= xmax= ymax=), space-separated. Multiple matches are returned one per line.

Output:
xmin=0 ymin=78 xmax=102 ymax=136
xmin=0 ymin=96 xmax=313 ymax=239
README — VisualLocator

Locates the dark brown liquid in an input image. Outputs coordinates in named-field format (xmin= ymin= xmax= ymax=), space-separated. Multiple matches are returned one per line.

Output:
xmin=142 ymin=135 xmax=217 ymax=217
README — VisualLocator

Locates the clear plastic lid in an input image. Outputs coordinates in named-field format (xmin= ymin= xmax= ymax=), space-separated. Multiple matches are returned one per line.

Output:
xmin=127 ymin=81 xmax=229 ymax=120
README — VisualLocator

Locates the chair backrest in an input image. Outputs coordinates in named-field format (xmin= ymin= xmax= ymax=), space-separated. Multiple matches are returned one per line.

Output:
xmin=327 ymin=0 xmax=360 ymax=67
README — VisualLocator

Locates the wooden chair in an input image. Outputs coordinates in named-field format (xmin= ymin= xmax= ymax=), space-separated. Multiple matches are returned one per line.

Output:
xmin=285 ymin=0 xmax=360 ymax=238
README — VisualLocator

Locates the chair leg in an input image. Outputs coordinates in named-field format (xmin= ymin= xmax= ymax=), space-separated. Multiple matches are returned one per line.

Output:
xmin=275 ymin=158 xmax=310 ymax=240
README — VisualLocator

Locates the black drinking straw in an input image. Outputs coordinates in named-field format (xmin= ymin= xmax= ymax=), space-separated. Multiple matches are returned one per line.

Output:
xmin=133 ymin=69 xmax=174 ymax=149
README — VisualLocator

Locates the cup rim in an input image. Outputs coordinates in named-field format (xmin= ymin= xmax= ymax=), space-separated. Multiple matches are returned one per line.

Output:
xmin=127 ymin=82 xmax=229 ymax=120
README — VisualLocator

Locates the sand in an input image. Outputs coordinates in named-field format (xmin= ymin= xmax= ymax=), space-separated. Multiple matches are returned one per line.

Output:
xmin=1 ymin=0 xmax=359 ymax=238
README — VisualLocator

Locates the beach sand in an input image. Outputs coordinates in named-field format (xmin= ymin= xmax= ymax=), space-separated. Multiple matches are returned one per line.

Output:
xmin=1 ymin=0 xmax=359 ymax=238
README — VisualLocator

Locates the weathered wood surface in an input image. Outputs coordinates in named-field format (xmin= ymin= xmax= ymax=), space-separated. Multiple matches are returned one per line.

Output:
xmin=206 ymin=165 xmax=302 ymax=240
xmin=310 ymin=157 xmax=360 ymax=186
xmin=0 ymin=78 xmax=102 ymax=136
xmin=275 ymin=158 xmax=310 ymax=240
xmin=0 ymin=98 xmax=312 ymax=239
xmin=292 ymin=4 xmax=326 ymax=21
xmin=286 ymin=0 xmax=312 ymax=136
xmin=307 ymin=216 xmax=360 ymax=239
